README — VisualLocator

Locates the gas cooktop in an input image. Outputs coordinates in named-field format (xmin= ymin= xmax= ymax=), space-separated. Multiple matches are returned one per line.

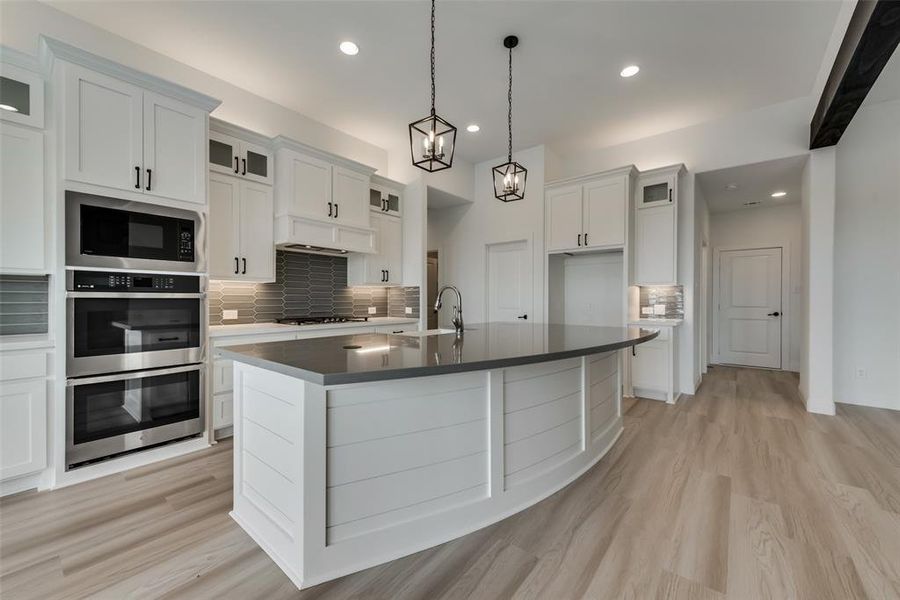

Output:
xmin=276 ymin=316 xmax=369 ymax=326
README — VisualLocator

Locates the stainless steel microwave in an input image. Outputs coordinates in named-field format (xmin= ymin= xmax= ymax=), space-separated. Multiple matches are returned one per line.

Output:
xmin=66 ymin=192 xmax=206 ymax=273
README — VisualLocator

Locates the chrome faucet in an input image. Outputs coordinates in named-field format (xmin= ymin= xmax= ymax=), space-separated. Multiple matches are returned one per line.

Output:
xmin=434 ymin=285 xmax=464 ymax=336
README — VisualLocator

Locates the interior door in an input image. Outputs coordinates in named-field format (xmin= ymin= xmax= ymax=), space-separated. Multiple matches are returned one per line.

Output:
xmin=487 ymin=240 xmax=532 ymax=322
xmin=142 ymin=91 xmax=206 ymax=204
xmin=583 ymin=176 xmax=625 ymax=248
xmin=546 ymin=186 xmax=582 ymax=251
xmin=717 ymin=247 xmax=782 ymax=368
xmin=208 ymin=173 xmax=240 ymax=279
xmin=238 ymin=180 xmax=275 ymax=281
xmin=64 ymin=64 xmax=143 ymax=192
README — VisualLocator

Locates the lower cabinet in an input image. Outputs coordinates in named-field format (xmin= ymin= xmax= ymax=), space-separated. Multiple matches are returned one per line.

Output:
xmin=629 ymin=326 xmax=679 ymax=403
xmin=0 ymin=350 xmax=49 ymax=483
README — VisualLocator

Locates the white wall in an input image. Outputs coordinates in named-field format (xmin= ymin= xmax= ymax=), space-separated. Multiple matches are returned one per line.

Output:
xmin=428 ymin=146 xmax=546 ymax=326
xmin=709 ymin=204 xmax=804 ymax=372
xmin=834 ymin=98 xmax=900 ymax=410
xmin=2 ymin=1 xmax=389 ymax=173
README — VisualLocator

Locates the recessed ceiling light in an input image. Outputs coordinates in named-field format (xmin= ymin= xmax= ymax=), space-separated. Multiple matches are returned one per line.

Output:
xmin=0 ymin=104 xmax=19 ymax=112
xmin=620 ymin=65 xmax=640 ymax=78
xmin=339 ymin=41 xmax=359 ymax=56
xmin=725 ymin=183 xmax=738 ymax=191
xmin=466 ymin=124 xmax=480 ymax=133
xmin=771 ymin=191 xmax=787 ymax=198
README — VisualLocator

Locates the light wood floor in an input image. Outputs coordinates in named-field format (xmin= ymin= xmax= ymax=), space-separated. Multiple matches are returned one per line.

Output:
xmin=3 ymin=366 xmax=900 ymax=599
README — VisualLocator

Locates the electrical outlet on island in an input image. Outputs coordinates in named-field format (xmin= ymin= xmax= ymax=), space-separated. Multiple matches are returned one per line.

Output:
xmin=368 ymin=306 xmax=377 ymax=315
xmin=405 ymin=307 xmax=413 ymax=315
xmin=223 ymin=309 xmax=239 ymax=320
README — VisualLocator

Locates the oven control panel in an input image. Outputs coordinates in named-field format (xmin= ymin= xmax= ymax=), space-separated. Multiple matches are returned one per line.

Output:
xmin=68 ymin=270 xmax=202 ymax=293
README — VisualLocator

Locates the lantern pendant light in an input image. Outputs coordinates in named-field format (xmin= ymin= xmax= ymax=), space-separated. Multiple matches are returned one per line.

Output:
xmin=409 ymin=0 xmax=456 ymax=172
xmin=493 ymin=35 xmax=526 ymax=202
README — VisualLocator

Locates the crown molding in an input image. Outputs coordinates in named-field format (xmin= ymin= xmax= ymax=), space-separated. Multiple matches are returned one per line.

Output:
xmin=209 ymin=117 xmax=274 ymax=148
xmin=272 ymin=135 xmax=377 ymax=176
xmin=39 ymin=36 xmax=221 ymax=112
xmin=371 ymin=173 xmax=405 ymax=191
xmin=0 ymin=46 xmax=42 ymax=75
xmin=545 ymin=164 xmax=638 ymax=189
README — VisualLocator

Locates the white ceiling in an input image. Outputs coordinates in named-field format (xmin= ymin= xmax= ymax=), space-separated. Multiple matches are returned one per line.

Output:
xmin=697 ymin=155 xmax=807 ymax=214
xmin=50 ymin=0 xmax=843 ymax=164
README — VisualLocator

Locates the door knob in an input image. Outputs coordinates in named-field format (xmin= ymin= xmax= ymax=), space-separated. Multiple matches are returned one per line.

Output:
xmin=767 ymin=311 xmax=781 ymax=317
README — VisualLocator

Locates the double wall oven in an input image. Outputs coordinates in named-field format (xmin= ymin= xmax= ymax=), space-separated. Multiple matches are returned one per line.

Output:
xmin=65 ymin=192 xmax=207 ymax=468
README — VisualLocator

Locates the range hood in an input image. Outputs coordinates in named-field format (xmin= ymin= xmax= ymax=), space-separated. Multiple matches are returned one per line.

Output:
xmin=278 ymin=243 xmax=350 ymax=257
xmin=275 ymin=215 xmax=376 ymax=256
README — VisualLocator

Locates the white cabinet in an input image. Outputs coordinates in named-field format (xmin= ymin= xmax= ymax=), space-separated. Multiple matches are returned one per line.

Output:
xmin=369 ymin=176 xmax=403 ymax=217
xmin=629 ymin=325 xmax=679 ymax=403
xmin=332 ymin=166 xmax=370 ymax=228
xmin=0 ymin=123 xmax=45 ymax=273
xmin=208 ymin=172 xmax=274 ymax=282
xmin=63 ymin=63 xmax=210 ymax=205
xmin=0 ymin=349 xmax=49 ymax=483
xmin=633 ymin=165 xmax=682 ymax=286
xmin=348 ymin=212 xmax=403 ymax=285
xmin=0 ymin=62 xmax=45 ymax=129
xmin=209 ymin=125 xmax=273 ymax=185
xmin=545 ymin=168 xmax=633 ymax=253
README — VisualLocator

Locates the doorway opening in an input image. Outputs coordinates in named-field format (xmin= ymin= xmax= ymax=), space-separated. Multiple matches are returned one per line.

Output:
xmin=426 ymin=250 xmax=439 ymax=329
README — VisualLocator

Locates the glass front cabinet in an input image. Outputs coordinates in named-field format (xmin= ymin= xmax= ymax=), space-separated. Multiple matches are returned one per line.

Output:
xmin=369 ymin=176 xmax=402 ymax=217
xmin=208 ymin=122 xmax=273 ymax=186
xmin=0 ymin=62 xmax=44 ymax=129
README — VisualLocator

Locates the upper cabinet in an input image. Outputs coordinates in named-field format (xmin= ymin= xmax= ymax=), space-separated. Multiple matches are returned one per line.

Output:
xmin=369 ymin=175 xmax=403 ymax=217
xmin=0 ymin=61 xmax=45 ymax=129
xmin=632 ymin=164 xmax=683 ymax=286
xmin=348 ymin=211 xmax=403 ymax=286
xmin=0 ymin=123 xmax=45 ymax=273
xmin=545 ymin=167 xmax=634 ymax=253
xmin=209 ymin=119 xmax=273 ymax=185
xmin=47 ymin=38 xmax=220 ymax=206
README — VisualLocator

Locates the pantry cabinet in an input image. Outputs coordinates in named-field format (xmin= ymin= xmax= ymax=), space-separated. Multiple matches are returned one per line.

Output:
xmin=348 ymin=212 xmax=403 ymax=285
xmin=209 ymin=172 xmax=274 ymax=282
xmin=633 ymin=164 xmax=683 ymax=286
xmin=545 ymin=167 xmax=634 ymax=253
xmin=0 ymin=123 xmax=45 ymax=273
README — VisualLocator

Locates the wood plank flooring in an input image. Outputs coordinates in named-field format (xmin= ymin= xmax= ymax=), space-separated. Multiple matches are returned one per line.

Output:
xmin=2 ymin=366 xmax=900 ymax=599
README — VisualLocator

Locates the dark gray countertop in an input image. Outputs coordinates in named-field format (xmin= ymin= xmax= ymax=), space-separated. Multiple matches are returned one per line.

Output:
xmin=218 ymin=322 xmax=658 ymax=385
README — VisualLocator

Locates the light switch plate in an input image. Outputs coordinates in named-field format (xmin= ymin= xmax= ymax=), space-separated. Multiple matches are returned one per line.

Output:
xmin=368 ymin=306 xmax=377 ymax=315
xmin=641 ymin=307 xmax=653 ymax=316
xmin=223 ymin=309 xmax=238 ymax=320
xmin=405 ymin=307 xmax=413 ymax=315
xmin=653 ymin=304 xmax=667 ymax=315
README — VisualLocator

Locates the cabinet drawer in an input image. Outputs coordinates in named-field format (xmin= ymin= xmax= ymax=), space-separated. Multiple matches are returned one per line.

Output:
xmin=0 ymin=352 xmax=48 ymax=382
xmin=213 ymin=392 xmax=234 ymax=429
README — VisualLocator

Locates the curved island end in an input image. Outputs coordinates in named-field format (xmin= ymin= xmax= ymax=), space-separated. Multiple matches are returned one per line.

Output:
xmin=219 ymin=323 xmax=658 ymax=589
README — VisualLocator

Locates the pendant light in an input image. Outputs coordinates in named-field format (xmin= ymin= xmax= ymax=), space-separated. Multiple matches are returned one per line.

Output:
xmin=493 ymin=35 xmax=526 ymax=202
xmin=409 ymin=0 xmax=456 ymax=172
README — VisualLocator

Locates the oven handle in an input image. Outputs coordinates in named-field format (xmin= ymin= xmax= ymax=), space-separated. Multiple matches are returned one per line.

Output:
xmin=65 ymin=292 xmax=206 ymax=299
xmin=66 ymin=363 xmax=204 ymax=387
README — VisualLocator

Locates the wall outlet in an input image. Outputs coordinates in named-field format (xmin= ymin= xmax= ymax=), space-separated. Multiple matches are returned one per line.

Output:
xmin=653 ymin=304 xmax=667 ymax=315
xmin=405 ymin=307 xmax=413 ymax=315
xmin=855 ymin=368 xmax=867 ymax=379
xmin=222 ymin=309 xmax=238 ymax=320
xmin=368 ymin=306 xmax=377 ymax=315
xmin=641 ymin=307 xmax=653 ymax=316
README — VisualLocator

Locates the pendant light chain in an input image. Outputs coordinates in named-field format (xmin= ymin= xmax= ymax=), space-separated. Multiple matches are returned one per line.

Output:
xmin=507 ymin=45 xmax=513 ymax=162
xmin=430 ymin=0 xmax=436 ymax=116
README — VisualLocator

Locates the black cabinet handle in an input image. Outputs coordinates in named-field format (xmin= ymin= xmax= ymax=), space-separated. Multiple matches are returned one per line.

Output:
xmin=386 ymin=269 xmax=389 ymax=281
xmin=234 ymin=156 xmax=239 ymax=173
xmin=328 ymin=202 xmax=333 ymax=217
xmin=242 ymin=258 xmax=247 ymax=275
xmin=584 ymin=233 xmax=589 ymax=246
xmin=392 ymin=330 xmax=403 ymax=334
xmin=669 ymin=188 xmax=673 ymax=202
xmin=134 ymin=166 xmax=141 ymax=189
xmin=242 ymin=158 xmax=246 ymax=176
xmin=577 ymin=234 xmax=582 ymax=247
xmin=334 ymin=203 xmax=339 ymax=219
xmin=767 ymin=311 xmax=780 ymax=317
xmin=157 ymin=336 xmax=181 ymax=342
xmin=517 ymin=314 xmax=528 ymax=320
xmin=234 ymin=257 xmax=239 ymax=274
xmin=146 ymin=169 xmax=152 ymax=191
xmin=632 ymin=345 xmax=636 ymax=357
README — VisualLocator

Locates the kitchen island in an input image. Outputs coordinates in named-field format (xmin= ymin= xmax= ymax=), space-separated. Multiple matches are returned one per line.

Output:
xmin=219 ymin=322 xmax=657 ymax=589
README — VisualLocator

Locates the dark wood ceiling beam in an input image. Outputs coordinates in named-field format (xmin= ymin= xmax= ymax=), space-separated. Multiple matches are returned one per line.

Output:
xmin=809 ymin=0 xmax=900 ymax=149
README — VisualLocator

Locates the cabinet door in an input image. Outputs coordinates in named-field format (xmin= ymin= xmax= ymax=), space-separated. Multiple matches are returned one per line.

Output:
xmin=637 ymin=173 xmax=675 ymax=209
xmin=0 ymin=379 xmax=47 ymax=481
xmin=286 ymin=152 xmax=332 ymax=220
xmin=332 ymin=166 xmax=370 ymax=228
xmin=635 ymin=205 xmax=676 ymax=285
xmin=546 ymin=185 xmax=583 ymax=251
xmin=142 ymin=91 xmax=207 ymax=205
xmin=583 ymin=176 xmax=625 ymax=248
xmin=238 ymin=180 xmax=275 ymax=282
xmin=240 ymin=140 xmax=273 ymax=185
xmin=213 ymin=393 xmax=234 ymax=429
xmin=0 ymin=124 xmax=44 ymax=272
xmin=631 ymin=341 xmax=668 ymax=391
xmin=64 ymin=65 xmax=143 ymax=192
xmin=208 ymin=173 xmax=240 ymax=279
xmin=385 ymin=190 xmax=402 ymax=216
xmin=209 ymin=130 xmax=240 ymax=177
xmin=381 ymin=215 xmax=403 ymax=284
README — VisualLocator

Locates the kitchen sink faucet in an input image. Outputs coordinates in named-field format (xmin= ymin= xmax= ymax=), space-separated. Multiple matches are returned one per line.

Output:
xmin=434 ymin=285 xmax=464 ymax=336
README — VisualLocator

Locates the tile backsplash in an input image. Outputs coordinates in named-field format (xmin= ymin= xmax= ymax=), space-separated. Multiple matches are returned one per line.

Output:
xmin=638 ymin=285 xmax=684 ymax=319
xmin=0 ymin=275 xmax=49 ymax=336
xmin=208 ymin=251 xmax=420 ymax=325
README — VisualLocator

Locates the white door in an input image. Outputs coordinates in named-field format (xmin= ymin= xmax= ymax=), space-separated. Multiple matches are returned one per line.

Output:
xmin=238 ymin=180 xmax=275 ymax=281
xmin=546 ymin=185 xmax=583 ymax=251
xmin=381 ymin=216 xmax=403 ymax=284
xmin=287 ymin=152 xmax=332 ymax=220
xmin=583 ymin=176 xmax=625 ymax=248
xmin=487 ymin=240 xmax=532 ymax=322
xmin=0 ymin=124 xmax=44 ymax=272
xmin=716 ymin=247 xmax=782 ymax=368
xmin=208 ymin=173 xmax=240 ymax=279
xmin=332 ymin=166 xmax=370 ymax=228
xmin=143 ymin=91 xmax=207 ymax=204
xmin=64 ymin=65 xmax=143 ymax=192
xmin=635 ymin=204 xmax=676 ymax=285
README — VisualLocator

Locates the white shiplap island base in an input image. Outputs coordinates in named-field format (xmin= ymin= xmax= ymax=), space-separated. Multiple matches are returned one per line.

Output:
xmin=221 ymin=323 xmax=656 ymax=589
